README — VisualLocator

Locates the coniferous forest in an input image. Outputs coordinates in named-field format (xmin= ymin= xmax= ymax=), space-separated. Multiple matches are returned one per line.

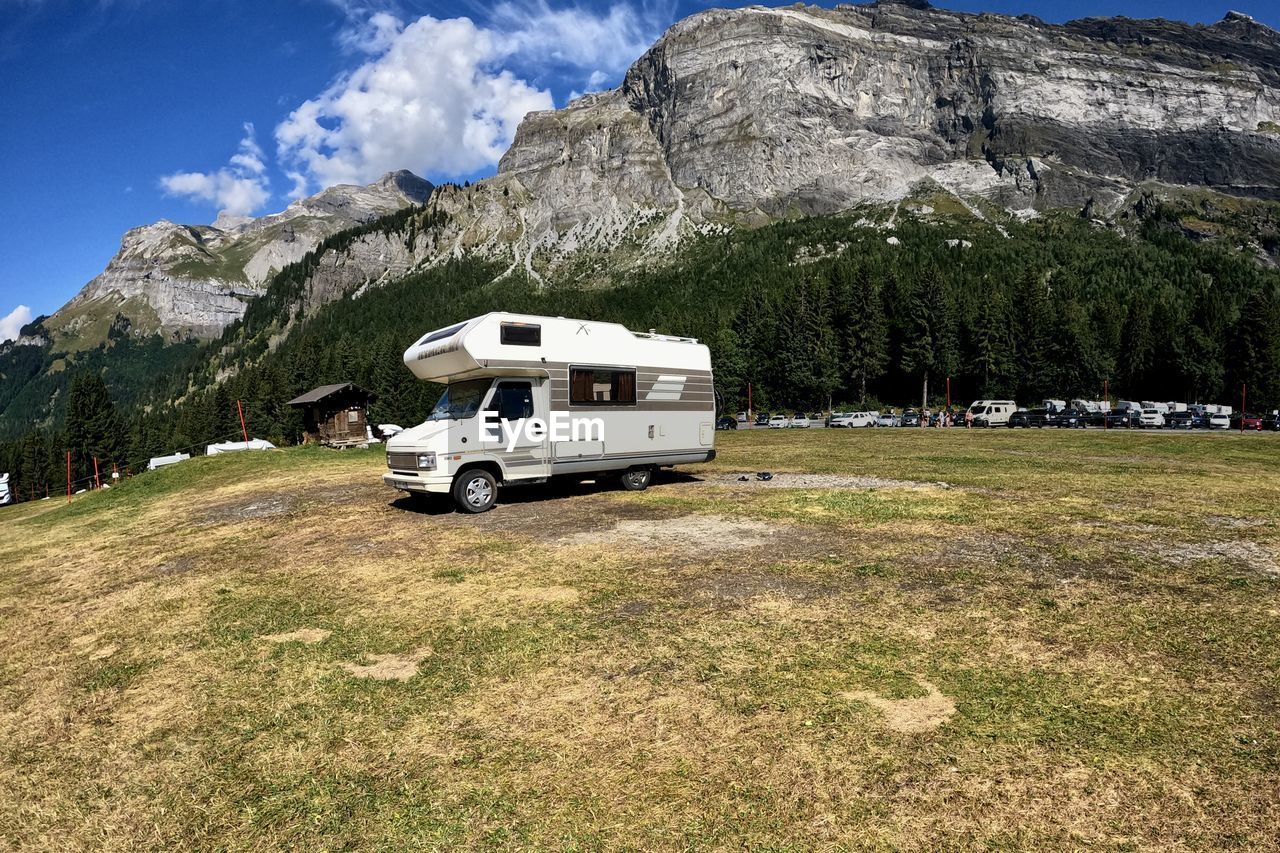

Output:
xmin=2 ymin=206 xmax=1279 ymax=502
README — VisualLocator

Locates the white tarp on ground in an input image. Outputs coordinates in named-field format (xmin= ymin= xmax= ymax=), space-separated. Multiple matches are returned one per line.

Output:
xmin=0 ymin=473 xmax=10 ymax=506
xmin=206 ymin=439 xmax=277 ymax=456
xmin=147 ymin=452 xmax=191 ymax=471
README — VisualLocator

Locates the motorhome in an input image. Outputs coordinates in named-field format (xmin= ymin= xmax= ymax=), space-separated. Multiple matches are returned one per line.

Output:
xmin=384 ymin=313 xmax=716 ymax=512
xmin=0 ymin=473 xmax=10 ymax=506
xmin=965 ymin=400 xmax=1018 ymax=427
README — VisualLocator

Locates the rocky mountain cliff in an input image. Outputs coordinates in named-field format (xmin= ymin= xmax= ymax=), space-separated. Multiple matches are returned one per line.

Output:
xmin=44 ymin=170 xmax=432 ymax=348
xmin=253 ymin=0 xmax=1279 ymax=323
xmin=22 ymin=1 xmax=1280 ymax=358
xmin=455 ymin=0 xmax=1280 ymax=263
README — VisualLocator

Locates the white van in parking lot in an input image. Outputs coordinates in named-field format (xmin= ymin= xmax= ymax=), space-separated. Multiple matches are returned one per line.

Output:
xmin=384 ymin=313 xmax=716 ymax=512
xmin=966 ymin=400 xmax=1017 ymax=427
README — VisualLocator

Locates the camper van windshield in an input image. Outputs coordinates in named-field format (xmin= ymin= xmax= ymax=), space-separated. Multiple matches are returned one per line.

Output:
xmin=426 ymin=379 xmax=492 ymax=421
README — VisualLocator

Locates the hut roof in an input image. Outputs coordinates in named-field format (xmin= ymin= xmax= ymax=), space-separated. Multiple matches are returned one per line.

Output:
xmin=286 ymin=383 xmax=377 ymax=407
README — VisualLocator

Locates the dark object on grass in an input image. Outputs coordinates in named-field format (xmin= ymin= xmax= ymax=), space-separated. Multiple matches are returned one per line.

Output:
xmin=756 ymin=472 xmax=773 ymax=481
xmin=738 ymin=475 xmax=750 ymax=481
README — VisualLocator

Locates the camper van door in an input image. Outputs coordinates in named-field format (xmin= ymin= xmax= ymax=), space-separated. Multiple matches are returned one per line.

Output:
xmin=480 ymin=379 xmax=550 ymax=476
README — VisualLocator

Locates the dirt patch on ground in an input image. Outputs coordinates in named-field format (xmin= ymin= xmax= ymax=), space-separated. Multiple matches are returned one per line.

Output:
xmin=261 ymin=628 xmax=332 ymax=645
xmin=198 ymin=495 xmax=295 ymax=525
xmin=691 ymin=569 xmax=831 ymax=609
xmin=340 ymin=646 xmax=432 ymax=681
xmin=1136 ymin=540 xmax=1280 ymax=577
xmin=87 ymin=644 xmax=118 ymax=660
xmin=842 ymin=678 xmax=957 ymax=734
xmin=700 ymin=472 xmax=946 ymax=490
xmin=562 ymin=514 xmax=777 ymax=553
xmin=155 ymin=557 xmax=198 ymax=575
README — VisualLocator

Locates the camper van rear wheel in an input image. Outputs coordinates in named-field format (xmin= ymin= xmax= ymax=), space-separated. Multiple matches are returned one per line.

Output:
xmin=453 ymin=469 xmax=497 ymax=513
xmin=619 ymin=467 xmax=652 ymax=491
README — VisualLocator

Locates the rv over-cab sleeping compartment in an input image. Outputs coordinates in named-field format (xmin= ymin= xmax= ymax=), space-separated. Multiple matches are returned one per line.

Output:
xmin=384 ymin=313 xmax=716 ymax=512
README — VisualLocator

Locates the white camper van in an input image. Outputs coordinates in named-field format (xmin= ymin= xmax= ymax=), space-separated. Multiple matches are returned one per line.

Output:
xmin=965 ymin=400 xmax=1018 ymax=427
xmin=0 ymin=473 xmax=11 ymax=506
xmin=384 ymin=313 xmax=716 ymax=512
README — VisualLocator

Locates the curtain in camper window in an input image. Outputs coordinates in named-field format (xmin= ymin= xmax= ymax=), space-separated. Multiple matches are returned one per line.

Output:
xmin=570 ymin=368 xmax=636 ymax=405
xmin=613 ymin=371 xmax=635 ymax=404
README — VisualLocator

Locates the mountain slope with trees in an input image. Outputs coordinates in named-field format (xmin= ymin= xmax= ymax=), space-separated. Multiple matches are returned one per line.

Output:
xmin=3 ymin=201 xmax=1278 ymax=503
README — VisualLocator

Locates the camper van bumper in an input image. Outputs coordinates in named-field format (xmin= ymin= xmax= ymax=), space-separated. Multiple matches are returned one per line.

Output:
xmin=382 ymin=472 xmax=451 ymax=494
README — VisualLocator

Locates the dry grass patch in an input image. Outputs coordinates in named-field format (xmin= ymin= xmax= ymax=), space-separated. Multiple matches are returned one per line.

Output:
xmin=2 ymin=437 xmax=1279 ymax=848
xmin=340 ymin=646 xmax=432 ymax=681
xmin=842 ymin=677 xmax=957 ymax=734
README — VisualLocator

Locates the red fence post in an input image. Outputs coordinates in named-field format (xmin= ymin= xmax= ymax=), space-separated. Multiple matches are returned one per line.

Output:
xmin=66 ymin=451 xmax=71 ymax=501
xmin=237 ymin=399 xmax=250 ymax=445
xmin=93 ymin=457 xmax=101 ymax=490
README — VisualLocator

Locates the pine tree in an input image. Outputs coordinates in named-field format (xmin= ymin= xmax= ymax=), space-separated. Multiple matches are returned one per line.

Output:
xmin=1228 ymin=288 xmax=1280 ymax=410
xmin=64 ymin=373 xmax=124 ymax=485
xmin=840 ymin=264 xmax=889 ymax=403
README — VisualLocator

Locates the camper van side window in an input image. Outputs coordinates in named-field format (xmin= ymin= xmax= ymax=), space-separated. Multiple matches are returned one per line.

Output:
xmin=500 ymin=322 xmax=541 ymax=346
xmin=569 ymin=368 xmax=636 ymax=406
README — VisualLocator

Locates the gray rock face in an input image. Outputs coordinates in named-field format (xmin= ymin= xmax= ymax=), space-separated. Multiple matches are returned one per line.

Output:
xmin=423 ymin=1 xmax=1280 ymax=272
xmin=50 ymin=171 xmax=431 ymax=344
xmin=52 ymin=3 xmax=1280 ymax=348
xmin=247 ymin=3 xmax=1280 ymax=328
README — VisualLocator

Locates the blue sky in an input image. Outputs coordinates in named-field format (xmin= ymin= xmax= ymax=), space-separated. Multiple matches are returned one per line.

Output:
xmin=1 ymin=0 xmax=1276 ymax=335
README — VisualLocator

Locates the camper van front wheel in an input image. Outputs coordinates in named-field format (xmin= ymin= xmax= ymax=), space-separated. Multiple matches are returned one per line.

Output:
xmin=453 ymin=469 xmax=498 ymax=513
xmin=619 ymin=467 xmax=652 ymax=491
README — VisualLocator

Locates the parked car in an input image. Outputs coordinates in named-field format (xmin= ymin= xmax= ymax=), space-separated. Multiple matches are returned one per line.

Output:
xmin=1208 ymin=412 xmax=1231 ymax=430
xmin=755 ymin=413 xmax=770 ymax=427
xmin=876 ymin=412 xmax=900 ymax=427
xmin=1263 ymin=412 xmax=1280 ymax=432
xmin=768 ymin=414 xmax=790 ymax=428
xmin=901 ymin=409 xmax=922 ymax=427
xmin=1231 ymin=412 xmax=1264 ymax=431
xmin=1104 ymin=410 xmax=1138 ymax=428
xmin=1166 ymin=410 xmax=1195 ymax=430
xmin=1051 ymin=408 xmax=1088 ymax=428
xmin=1007 ymin=409 xmax=1032 ymax=428
xmin=789 ymin=413 xmax=810 ymax=428
xmin=832 ymin=412 xmax=877 ymax=428
xmin=828 ymin=411 xmax=852 ymax=427
xmin=736 ymin=411 xmax=748 ymax=424
xmin=1138 ymin=408 xmax=1166 ymax=428
xmin=716 ymin=415 xmax=738 ymax=430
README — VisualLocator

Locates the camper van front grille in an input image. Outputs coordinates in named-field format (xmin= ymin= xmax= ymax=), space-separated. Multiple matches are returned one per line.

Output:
xmin=387 ymin=452 xmax=418 ymax=471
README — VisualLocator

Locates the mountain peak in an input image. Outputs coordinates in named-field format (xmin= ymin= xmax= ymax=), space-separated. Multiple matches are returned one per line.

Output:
xmin=875 ymin=0 xmax=932 ymax=9
xmin=373 ymin=170 xmax=434 ymax=204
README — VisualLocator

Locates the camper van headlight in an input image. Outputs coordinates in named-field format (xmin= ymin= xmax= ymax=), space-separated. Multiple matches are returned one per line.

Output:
xmin=416 ymin=452 xmax=437 ymax=470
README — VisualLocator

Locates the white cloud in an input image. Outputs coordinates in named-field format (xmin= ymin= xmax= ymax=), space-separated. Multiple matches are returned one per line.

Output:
xmin=276 ymin=2 xmax=668 ymax=192
xmin=0 ymin=304 xmax=33 ymax=343
xmin=159 ymin=123 xmax=271 ymax=217
xmin=489 ymin=0 xmax=663 ymax=77
xmin=276 ymin=15 xmax=555 ymax=192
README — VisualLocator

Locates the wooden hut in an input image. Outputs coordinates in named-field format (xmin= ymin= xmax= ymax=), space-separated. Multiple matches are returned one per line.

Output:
xmin=287 ymin=383 xmax=377 ymax=448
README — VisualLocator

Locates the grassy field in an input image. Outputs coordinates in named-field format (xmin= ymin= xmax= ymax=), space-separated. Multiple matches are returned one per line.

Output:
xmin=1 ymin=430 xmax=1278 ymax=849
